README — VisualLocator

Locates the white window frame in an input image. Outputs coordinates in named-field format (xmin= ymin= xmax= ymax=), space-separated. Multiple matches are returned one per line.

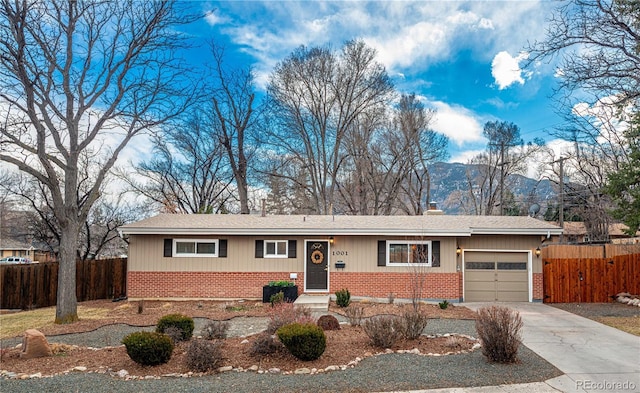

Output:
xmin=386 ymin=240 xmax=432 ymax=266
xmin=264 ymin=240 xmax=288 ymax=258
xmin=173 ymin=239 xmax=219 ymax=258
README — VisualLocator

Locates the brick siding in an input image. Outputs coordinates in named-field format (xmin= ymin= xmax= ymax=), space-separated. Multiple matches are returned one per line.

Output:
xmin=128 ymin=271 xmax=462 ymax=300
xmin=533 ymin=272 xmax=543 ymax=301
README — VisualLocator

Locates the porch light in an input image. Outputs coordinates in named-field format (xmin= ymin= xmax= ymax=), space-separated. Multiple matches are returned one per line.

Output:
xmin=535 ymin=247 xmax=541 ymax=258
xmin=329 ymin=236 xmax=334 ymax=244
xmin=456 ymin=246 xmax=462 ymax=257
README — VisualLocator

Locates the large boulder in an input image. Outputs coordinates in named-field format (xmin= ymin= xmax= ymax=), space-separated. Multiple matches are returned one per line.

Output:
xmin=20 ymin=329 xmax=52 ymax=359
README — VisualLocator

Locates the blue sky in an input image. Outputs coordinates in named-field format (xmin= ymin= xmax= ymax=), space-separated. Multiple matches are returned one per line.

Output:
xmin=180 ymin=1 xmax=565 ymax=163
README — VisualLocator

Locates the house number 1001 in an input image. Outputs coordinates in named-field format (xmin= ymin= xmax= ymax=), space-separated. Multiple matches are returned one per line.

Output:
xmin=332 ymin=250 xmax=348 ymax=256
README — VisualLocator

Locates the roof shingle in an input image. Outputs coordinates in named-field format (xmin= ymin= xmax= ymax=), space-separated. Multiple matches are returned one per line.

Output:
xmin=119 ymin=214 xmax=562 ymax=237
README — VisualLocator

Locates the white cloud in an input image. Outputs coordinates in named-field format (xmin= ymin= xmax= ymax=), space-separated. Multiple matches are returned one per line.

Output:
xmin=367 ymin=22 xmax=448 ymax=69
xmin=449 ymin=149 xmax=484 ymax=164
xmin=212 ymin=1 xmax=549 ymax=79
xmin=429 ymin=101 xmax=485 ymax=146
xmin=571 ymin=96 xmax=631 ymax=147
xmin=491 ymin=51 xmax=530 ymax=89
xmin=204 ymin=10 xmax=226 ymax=26
xmin=478 ymin=18 xmax=494 ymax=30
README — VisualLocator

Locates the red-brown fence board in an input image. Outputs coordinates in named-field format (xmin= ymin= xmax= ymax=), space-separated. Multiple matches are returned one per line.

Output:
xmin=0 ymin=258 xmax=127 ymax=310
xmin=543 ymin=254 xmax=640 ymax=303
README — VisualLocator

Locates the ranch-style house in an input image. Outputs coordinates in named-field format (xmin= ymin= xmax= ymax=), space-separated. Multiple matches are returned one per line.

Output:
xmin=119 ymin=213 xmax=563 ymax=303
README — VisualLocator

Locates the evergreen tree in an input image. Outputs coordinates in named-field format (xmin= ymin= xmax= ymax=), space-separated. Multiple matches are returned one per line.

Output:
xmin=605 ymin=115 xmax=640 ymax=235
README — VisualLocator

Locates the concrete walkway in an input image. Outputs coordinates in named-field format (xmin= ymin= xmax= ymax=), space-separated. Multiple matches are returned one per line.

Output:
xmin=458 ymin=302 xmax=640 ymax=393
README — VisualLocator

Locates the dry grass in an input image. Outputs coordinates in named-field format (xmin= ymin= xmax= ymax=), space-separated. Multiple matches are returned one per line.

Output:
xmin=595 ymin=316 xmax=640 ymax=336
xmin=0 ymin=305 xmax=114 ymax=339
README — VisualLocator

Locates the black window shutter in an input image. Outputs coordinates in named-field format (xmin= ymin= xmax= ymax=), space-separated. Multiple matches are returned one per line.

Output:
xmin=288 ymin=240 xmax=297 ymax=258
xmin=163 ymin=239 xmax=173 ymax=257
xmin=432 ymin=241 xmax=440 ymax=267
xmin=377 ymin=240 xmax=386 ymax=266
xmin=218 ymin=239 xmax=227 ymax=258
xmin=255 ymin=240 xmax=264 ymax=258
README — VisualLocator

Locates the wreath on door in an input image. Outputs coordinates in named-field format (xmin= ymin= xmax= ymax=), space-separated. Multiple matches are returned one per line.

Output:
xmin=311 ymin=249 xmax=324 ymax=264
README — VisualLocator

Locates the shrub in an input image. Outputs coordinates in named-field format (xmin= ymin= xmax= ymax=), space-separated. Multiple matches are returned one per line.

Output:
xmin=276 ymin=323 xmax=326 ymax=361
xmin=444 ymin=335 xmax=467 ymax=350
xmin=438 ymin=300 xmax=450 ymax=310
xmin=317 ymin=314 xmax=341 ymax=331
xmin=201 ymin=320 xmax=230 ymax=340
xmin=475 ymin=305 xmax=523 ymax=363
xmin=250 ymin=333 xmax=282 ymax=356
xmin=268 ymin=280 xmax=294 ymax=287
xmin=270 ymin=291 xmax=285 ymax=305
xmin=344 ymin=305 xmax=365 ymax=326
xmin=335 ymin=288 xmax=351 ymax=307
xmin=122 ymin=331 xmax=174 ymax=366
xmin=400 ymin=309 xmax=429 ymax=340
xmin=267 ymin=303 xmax=314 ymax=334
xmin=163 ymin=326 xmax=184 ymax=343
xmin=156 ymin=314 xmax=194 ymax=341
xmin=362 ymin=315 xmax=402 ymax=348
xmin=185 ymin=339 xmax=223 ymax=372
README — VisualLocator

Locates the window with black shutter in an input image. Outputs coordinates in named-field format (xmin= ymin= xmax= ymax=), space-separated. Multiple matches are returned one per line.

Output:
xmin=164 ymin=239 xmax=173 ymax=257
xmin=255 ymin=240 xmax=264 ymax=258
xmin=377 ymin=240 xmax=386 ymax=266
xmin=219 ymin=239 xmax=228 ymax=258
xmin=288 ymin=240 xmax=297 ymax=258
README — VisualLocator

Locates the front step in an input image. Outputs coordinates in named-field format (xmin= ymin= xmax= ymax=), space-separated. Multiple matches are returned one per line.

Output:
xmin=293 ymin=294 xmax=330 ymax=313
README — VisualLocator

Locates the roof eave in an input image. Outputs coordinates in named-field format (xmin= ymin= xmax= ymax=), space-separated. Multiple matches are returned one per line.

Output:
xmin=471 ymin=228 xmax=563 ymax=236
xmin=119 ymin=226 xmax=560 ymax=237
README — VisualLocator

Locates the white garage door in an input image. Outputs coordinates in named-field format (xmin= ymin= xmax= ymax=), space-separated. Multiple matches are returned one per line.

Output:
xmin=464 ymin=251 xmax=529 ymax=302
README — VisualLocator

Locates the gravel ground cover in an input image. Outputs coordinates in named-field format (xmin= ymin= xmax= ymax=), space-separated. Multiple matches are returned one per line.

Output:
xmin=0 ymin=318 xmax=563 ymax=393
xmin=550 ymin=302 xmax=640 ymax=318
xmin=0 ymin=347 xmax=560 ymax=393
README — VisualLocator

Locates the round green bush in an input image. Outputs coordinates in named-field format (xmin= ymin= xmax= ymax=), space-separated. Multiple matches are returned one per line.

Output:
xmin=276 ymin=322 xmax=326 ymax=361
xmin=156 ymin=313 xmax=194 ymax=341
xmin=122 ymin=331 xmax=174 ymax=366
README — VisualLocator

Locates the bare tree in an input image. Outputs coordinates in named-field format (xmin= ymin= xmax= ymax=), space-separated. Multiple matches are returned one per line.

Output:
xmin=0 ymin=0 xmax=198 ymax=323
xmin=393 ymin=94 xmax=448 ymax=215
xmin=526 ymin=0 xmax=639 ymax=238
xmin=461 ymin=121 xmax=542 ymax=215
xmin=336 ymin=108 xmax=401 ymax=215
xmin=527 ymin=0 xmax=640 ymax=107
xmin=122 ymin=111 xmax=233 ymax=214
xmin=265 ymin=40 xmax=394 ymax=214
xmin=208 ymin=44 xmax=259 ymax=214
xmin=0 ymin=171 xmax=139 ymax=260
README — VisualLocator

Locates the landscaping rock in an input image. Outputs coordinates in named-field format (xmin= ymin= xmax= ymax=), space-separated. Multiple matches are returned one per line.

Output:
xmin=20 ymin=329 xmax=52 ymax=359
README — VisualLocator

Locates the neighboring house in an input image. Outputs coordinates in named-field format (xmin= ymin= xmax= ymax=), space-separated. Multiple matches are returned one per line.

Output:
xmin=551 ymin=222 xmax=640 ymax=244
xmin=0 ymin=238 xmax=49 ymax=262
xmin=119 ymin=214 xmax=562 ymax=303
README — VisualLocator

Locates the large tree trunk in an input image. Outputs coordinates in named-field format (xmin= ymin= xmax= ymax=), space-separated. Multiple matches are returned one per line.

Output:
xmin=238 ymin=173 xmax=249 ymax=214
xmin=55 ymin=220 xmax=79 ymax=324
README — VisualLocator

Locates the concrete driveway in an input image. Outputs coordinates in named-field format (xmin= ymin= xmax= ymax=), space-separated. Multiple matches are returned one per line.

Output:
xmin=464 ymin=302 xmax=640 ymax=393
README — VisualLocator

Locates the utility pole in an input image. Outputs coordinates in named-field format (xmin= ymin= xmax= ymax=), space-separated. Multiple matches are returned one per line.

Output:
xmin=499 ymin=141 xmax=505 ymax=216
xmin=553 ymin=157 xmax=568 ymax=243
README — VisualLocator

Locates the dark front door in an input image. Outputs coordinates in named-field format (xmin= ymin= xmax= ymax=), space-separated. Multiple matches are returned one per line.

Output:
xmin=305 ymin=240 xmax=329 ymax=291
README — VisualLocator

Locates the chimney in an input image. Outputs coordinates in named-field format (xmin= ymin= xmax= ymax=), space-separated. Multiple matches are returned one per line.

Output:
xmin=261 ymin=199 xmax=266 ymax=217
xmin=424 ymin=201 xmax=444 ymax=215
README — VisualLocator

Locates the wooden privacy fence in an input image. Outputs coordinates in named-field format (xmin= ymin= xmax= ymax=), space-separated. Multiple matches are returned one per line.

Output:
xmin=0 ymin=258 xmax=127 ymax=310
xmin=542 ymin=243 xmax=640 ymax=259
xmin=542 ymin=254 xmax=640 ymax=303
